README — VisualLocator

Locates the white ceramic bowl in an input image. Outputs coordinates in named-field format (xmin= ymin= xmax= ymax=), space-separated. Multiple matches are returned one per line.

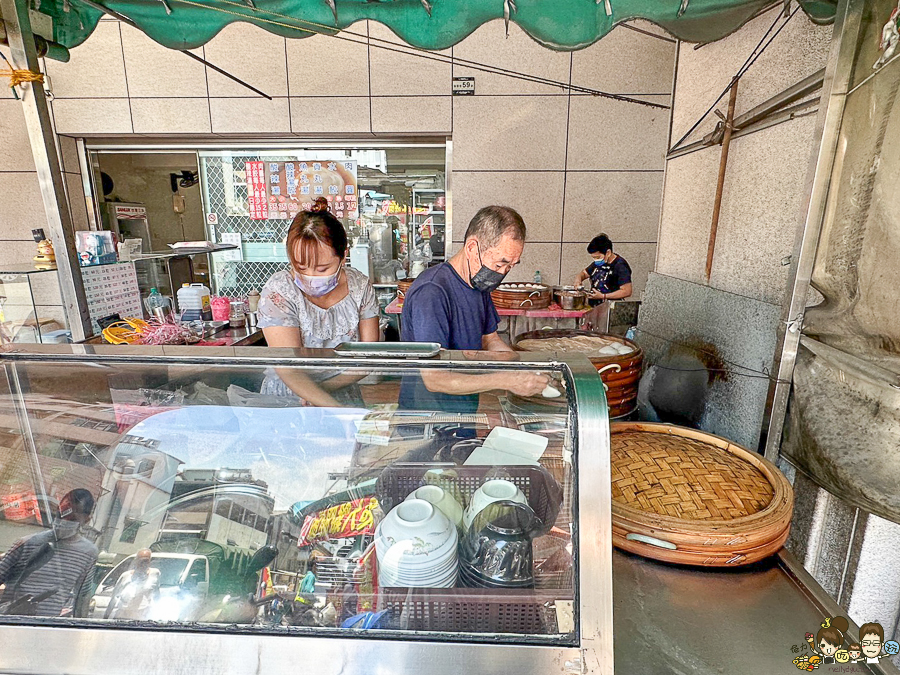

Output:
xmin=405 ymin=485 xmax=464 ymax=529
xmin=463 ymin=479 xmax=527 ymax=530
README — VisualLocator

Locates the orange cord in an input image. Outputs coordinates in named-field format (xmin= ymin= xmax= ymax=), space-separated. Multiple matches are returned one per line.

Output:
xmin=0 ymin=67 xmax=44 ymax=88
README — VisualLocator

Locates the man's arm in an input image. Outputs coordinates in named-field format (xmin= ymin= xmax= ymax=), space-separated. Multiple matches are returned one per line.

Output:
xmin=574 ymin=268 xmax=590 ymax=286
xmin=482 ymin=331 xmax=514 ymax=352
xmin=420 ymin=369 xmax=548 ymax=397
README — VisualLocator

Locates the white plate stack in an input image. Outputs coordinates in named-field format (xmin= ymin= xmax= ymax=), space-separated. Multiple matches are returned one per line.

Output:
xmin=375 ymin=499 xmax=458 ymax=588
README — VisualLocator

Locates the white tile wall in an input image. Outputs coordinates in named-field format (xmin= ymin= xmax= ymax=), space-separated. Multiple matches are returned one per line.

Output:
xmin=371 ymin=96 xmax=451 ymax=133
xmin=289 ymin=96 xmax=370 ymax=133
xmin=286 ymin=23 xmax=370 ymax=97
xmin=453 ymin=21 xmax=572 ymax=96
xmin=209 ymin=97 xmax=290 ymax=134
xmin=451 ymin=172 xmax=565 ymax=243
xmin=13 ymin=16 xmax=675 ymax=313
xmin=52 ymin=98 xmax=133 ymax=135
xmin=45 ymin=21 xmax=128 ymax=98
xmin=368 ymin=22 xmax=451 ymax=97
xmin=0 ymin=173 xmax=50 ymax=240
xmin=1 ymin=100 xmax=37 ymax=173
xmin=204 ymin=23 xmax=289 ymax=98
xmin=562 ymin=171 xmax=663 ymax=243
xmin=452 ymin=96 xmax=570 ymax=171
xmin=131 ymin=98 xmax=212 ymax=134
xmin=567 ymin=95 xmax=669 ymax=171
xmin=121 ymin=25 xmax=208 ymax=98
xmin=571 ymin=27 xmax=676 ymax=95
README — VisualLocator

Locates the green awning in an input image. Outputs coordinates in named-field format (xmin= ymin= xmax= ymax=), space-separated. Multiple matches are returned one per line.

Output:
xmin=47 ymin=0 xmax=837 ymax=52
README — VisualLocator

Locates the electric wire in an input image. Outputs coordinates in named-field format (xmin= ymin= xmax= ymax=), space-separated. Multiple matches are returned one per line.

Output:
xmin=670 ymin=4 xmax=799 ymax=152
xmin=85 ymin=0 xmax=668 ymax=109
xmin=628 ymin=325 xmax=791 ymax=385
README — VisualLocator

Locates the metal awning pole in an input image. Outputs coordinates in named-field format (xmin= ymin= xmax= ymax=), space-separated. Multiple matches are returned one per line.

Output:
xmin=0 ymin=0 xmax=91 ymax=341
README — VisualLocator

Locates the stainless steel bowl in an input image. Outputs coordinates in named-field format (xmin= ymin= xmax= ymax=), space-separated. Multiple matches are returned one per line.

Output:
xmin=459 ymin=501 xmax=539 ymax=588
xmin=553 ymin=286 xmax=587 ymax=310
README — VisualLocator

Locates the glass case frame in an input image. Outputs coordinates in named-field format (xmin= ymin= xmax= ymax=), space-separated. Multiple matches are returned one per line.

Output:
xmin=0 ymin=344 xmax=612 ymax=675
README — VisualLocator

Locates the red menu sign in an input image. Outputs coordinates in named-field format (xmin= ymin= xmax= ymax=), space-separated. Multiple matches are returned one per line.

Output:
xmin=298 ymin=496 xmax=378 ymax=545
xmin=246 ymin=161 xmax=269 ymax=220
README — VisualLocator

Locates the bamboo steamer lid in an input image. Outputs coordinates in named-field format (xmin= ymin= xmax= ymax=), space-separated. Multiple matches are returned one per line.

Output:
xmin=610 ymin=422 xmax=793 ymax=566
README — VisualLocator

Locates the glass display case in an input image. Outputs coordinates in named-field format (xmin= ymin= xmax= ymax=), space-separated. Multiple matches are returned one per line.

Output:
xmin=0 ymin=266 xmax=65 ymax=344
xmin=0 ymin=345 xmax=611 ymax=675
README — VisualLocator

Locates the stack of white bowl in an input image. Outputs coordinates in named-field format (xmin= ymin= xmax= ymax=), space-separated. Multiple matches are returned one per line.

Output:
xmin=375 ymin=498 xmax=458 ymax=588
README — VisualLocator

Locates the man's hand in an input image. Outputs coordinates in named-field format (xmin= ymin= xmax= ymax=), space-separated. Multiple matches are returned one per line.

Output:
xmin=504 ymin=372 xmax=550 ymax=397
xmin=588 ymin=290 xmax=605 ymax=300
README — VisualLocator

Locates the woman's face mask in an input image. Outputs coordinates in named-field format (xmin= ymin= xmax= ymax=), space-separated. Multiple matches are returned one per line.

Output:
xmin=295 ymin=264 xmax=342 ymax=297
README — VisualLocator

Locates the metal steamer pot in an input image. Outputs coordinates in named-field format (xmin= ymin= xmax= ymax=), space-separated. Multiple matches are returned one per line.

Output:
xmin=552 ymin=286 xmax=587 ymax=311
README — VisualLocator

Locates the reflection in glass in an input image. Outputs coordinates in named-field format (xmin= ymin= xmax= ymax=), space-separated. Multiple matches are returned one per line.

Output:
xmin=0 ymin=358 xmax=577 ymax=643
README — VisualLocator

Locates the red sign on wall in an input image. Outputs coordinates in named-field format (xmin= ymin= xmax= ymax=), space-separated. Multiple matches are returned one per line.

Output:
xmin=245 ymin=161 xmax=269 ymax=220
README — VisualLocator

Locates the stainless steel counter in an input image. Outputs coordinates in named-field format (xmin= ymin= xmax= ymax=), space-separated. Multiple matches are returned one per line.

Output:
xmin=614 ymin=548 xmax=898 ymax=674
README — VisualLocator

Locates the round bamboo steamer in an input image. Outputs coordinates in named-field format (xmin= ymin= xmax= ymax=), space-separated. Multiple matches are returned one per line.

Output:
xmin=396 ymin=279 xmax=415 ymax=307
xmin=609 ymin=422 xmax=793 ymax=566
xmin=491 ymin=284 xmax=552 ymax=310
xmin=513 ymin=329 xmax=643 ymax=418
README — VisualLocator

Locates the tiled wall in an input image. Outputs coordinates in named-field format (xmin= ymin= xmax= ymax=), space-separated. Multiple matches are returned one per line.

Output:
xmin=0 ymin=17 xmax=674 ymax=313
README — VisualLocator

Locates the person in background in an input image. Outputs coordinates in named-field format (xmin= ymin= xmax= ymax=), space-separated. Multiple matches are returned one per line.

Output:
xmin=573 ymin=234 xmax=633 ymax=331
xmin=258 ymin=210 xmax=379 ymax=406
xmin=295 ymin=559 xmax=318 ymax=607
xmin=105 ymin=548 xmax=161 ymax=620
xmin=0 ymin=489 xmax=98 ymax=617
xmin=399 ymin=205 xmax=549 ymax=413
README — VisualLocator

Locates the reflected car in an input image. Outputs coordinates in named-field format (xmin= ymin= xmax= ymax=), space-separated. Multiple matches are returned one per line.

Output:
xmin=89 ymin=552 xmax=210 ymax=620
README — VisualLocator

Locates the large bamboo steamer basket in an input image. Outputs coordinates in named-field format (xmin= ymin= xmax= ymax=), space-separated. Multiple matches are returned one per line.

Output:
xmin=395 ymin=279 xmax=415 ymax=307
xmin=491 ymin=284 xmax=552 ymax=310
xmin=609 ymin=422 xmax=793 ymax=566
xmin=512 ymin=329 xmax=643 ymax=418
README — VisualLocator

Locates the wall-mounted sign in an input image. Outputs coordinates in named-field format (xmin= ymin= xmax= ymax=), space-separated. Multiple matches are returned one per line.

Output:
xmin=252 ymin=160 xmax=359 ymax=221
xmin=452 ymin=77 xmax=475 ymax=95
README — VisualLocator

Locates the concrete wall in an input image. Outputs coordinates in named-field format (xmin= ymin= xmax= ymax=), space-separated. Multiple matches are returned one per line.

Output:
xmin=1 ymin=17 xmax=675 ymax=324
xmin=637 ymin=9 xmax=832 ymax=449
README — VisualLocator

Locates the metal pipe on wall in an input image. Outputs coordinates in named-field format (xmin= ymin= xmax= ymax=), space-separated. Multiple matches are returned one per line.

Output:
xmin=705 ymin=79 xmax=739 ymax=282
xmin=0 ymin=0 xmax=92 ymax=341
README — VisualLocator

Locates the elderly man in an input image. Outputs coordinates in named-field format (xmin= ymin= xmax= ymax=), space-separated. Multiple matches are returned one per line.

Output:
xmin=0 ymin=489 xmax=99 ymax=617
xmin=399 ymin=205 xmax=548 ymax=412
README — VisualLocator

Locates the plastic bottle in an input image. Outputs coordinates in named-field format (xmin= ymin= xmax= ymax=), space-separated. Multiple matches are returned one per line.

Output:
xmin=145 ymin=288 xmax=172 ymax=321
xmin=534 ymin=270 xmax=542 ymax=284
xmin=177 ymin=283 xmax=212 ymax=322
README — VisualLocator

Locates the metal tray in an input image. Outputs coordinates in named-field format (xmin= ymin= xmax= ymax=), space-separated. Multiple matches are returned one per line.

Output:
xmin=333 ymin=341 xmax=441 ymax=358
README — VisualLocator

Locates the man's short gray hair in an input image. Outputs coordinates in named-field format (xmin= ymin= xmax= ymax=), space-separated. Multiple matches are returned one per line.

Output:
xmin=464 ymin=205 xmax=526 ymax=250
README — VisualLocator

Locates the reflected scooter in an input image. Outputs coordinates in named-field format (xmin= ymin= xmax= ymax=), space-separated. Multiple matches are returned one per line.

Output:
xmin=195 ymin=545 xmax=280 ymax=624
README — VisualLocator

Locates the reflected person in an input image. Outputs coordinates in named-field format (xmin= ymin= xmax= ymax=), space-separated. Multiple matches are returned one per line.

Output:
xmin=400 ymin=205 xmax=549 ymax=413
xmin=258 ymin=210 xmax=379 ymax=406
xmin=0 ymin=489 xmax=98 ymax=617
xmin=104 ymin=548 xmax=160 ymax=620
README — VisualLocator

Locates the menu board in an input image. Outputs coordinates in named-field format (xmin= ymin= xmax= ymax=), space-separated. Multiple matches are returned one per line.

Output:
xmin=247 ymin=160 xmax=358 ymax=221
xmin=81 ymin=262 xmax=144 ymax=333
xmin=245 ymin=161 xmax=269 ymax=221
